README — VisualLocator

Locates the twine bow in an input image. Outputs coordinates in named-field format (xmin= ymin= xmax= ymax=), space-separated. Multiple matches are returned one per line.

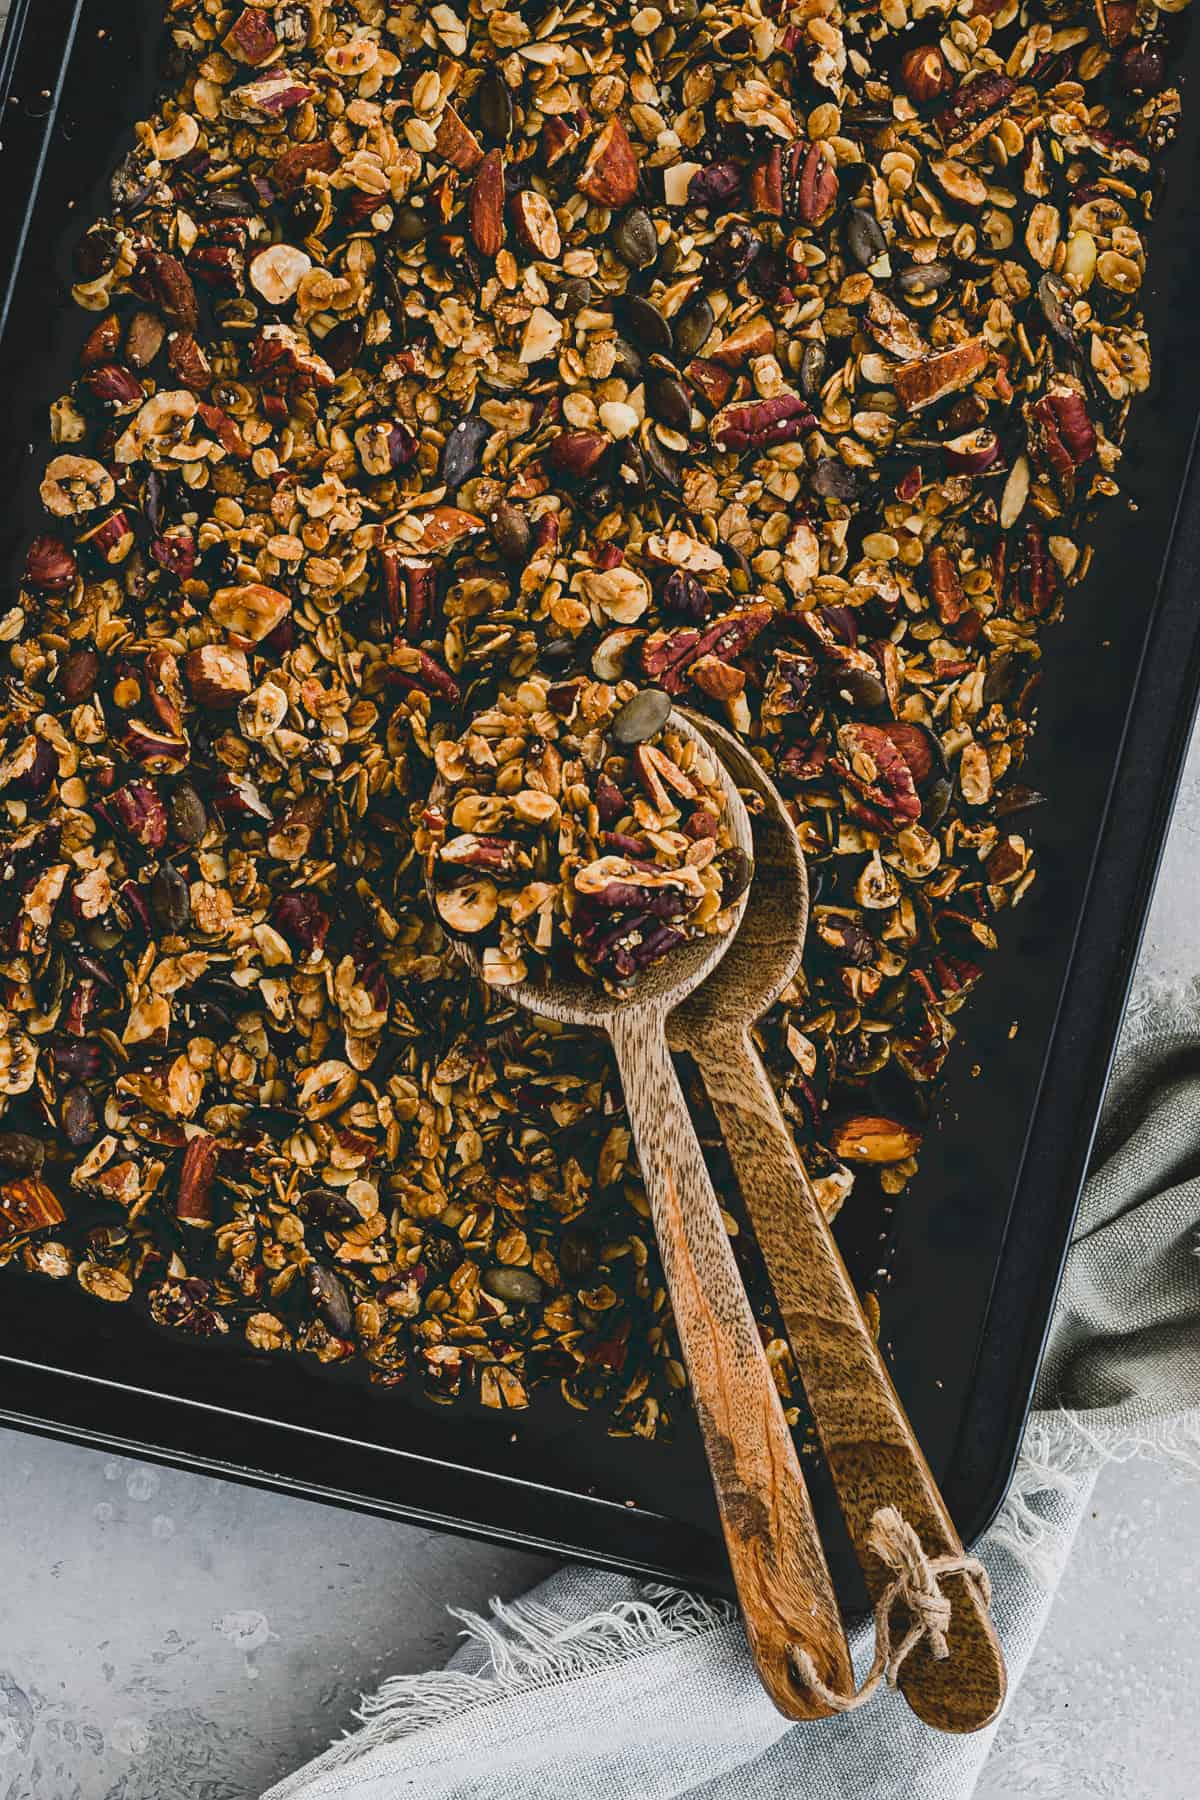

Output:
xmin=789 ymin=1506 xmax=992 ymax=1713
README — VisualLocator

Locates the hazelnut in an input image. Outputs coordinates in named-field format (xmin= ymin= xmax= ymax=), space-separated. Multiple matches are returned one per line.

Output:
xmin=184 ymin=643 xmax=253 ymax=706
xmin=899 ymin=42 xmax=953 ymax=104
xmin=576 ymin=118 xmax=639 ymax=208
xmin=249 ymin=243 xmax=313 ymax=307
xmin=209 ymin=582 xmax=291 ymax=645
xmin=23 ymin=534 xmax=78 ymax=593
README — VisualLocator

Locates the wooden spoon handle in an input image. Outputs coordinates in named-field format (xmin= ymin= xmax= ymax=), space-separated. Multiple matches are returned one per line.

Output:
xmin=607 ymin=1005 xmax=852 ymax=1719
xmin=688 ymin=1021 xmax=1006 ymax=1734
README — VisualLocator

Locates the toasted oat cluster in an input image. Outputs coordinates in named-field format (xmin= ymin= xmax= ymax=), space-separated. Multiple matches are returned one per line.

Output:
xmin=0 ymin=0 xmax=1190 ymax=1426
xmin=428 ymin=678 xmax=742 ymax=991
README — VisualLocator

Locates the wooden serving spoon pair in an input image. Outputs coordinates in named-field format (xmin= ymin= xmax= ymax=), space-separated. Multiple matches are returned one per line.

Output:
xmin=430 ymin=709 xmax=1004 ymax=1730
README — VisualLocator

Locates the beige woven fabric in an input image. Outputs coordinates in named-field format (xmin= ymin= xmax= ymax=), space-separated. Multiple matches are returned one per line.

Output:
xmin=265 ymin=1014 xmax=1200 ymax=1800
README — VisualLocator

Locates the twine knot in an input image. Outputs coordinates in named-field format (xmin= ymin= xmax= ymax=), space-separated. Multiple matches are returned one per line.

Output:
xmin=789 ymin=1506 xmax=991 ymax=1714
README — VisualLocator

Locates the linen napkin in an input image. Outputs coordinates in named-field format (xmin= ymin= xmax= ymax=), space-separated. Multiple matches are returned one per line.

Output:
xmin=264 ymin=1003 xmax=1200 ymax=1800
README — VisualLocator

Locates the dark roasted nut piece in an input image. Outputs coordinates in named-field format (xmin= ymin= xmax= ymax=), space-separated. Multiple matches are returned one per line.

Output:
xmin=577 ymin=118 xmax=639 ymax=207
xmin=209 ymin=582 xmax=290 ymax=643
xmin=24 ymin=535 xmax=78 ymax=592
xmin=141 ymin=251 xmax=199 ymax=330
xmin=308 ymin=1260 xmax=354 ymax=1337
xmin=0 ymin=1134 xmax=45 ymax=1176
xmin=468 ymin=150 xmax=505 ymax=258
xmin=436 ymin=104 xmax=485 ymax=172
xmin=126 ymin=310 xmax=167 ymax=369
xmin=511 ymin=190 xmax=561 ymax=260
xmin=899 ymin=43 xmax=953 ymax=104
xmin=0 ymin=1179 xmax=65 ymax=1245
xmin=61 ymin=1086 xmax=100 ymax=1149
xmin=56 ymin=644 xmax=100 ymax=702
xmin=1096 ymin=0 xmax=1138 ymax=48
xmin=548 ymin=430 xmax=609 ymax=479
xmin=828 ymin=1116 xmax=922 ymax=1165
xmin=184 ymin=643 xmax=252 ymax=707
xmin=711 ymin=316 xmax=774 ymax=369
xmin=106 ymin=780 xmax=169 ymax=851
xmin=937 ymin=72 xmax=1016 ymax=148
xmin=166 ymin=331 xmax=212 ymax=391
xmin=83 ymin=363 xmax=143 ymax=411
xmin=837 ymin=723 xmax=922 ymax=828
xmin=893 ymin=340 xmax=988 ymax=412
xmin=176 ymin=1133 xmax=219 ymax=1226
xmin=687 ymin=161 xmax=742 ymax=208
xmin=789 ymin=141 xmax=838 ymax=225
xmin=1031 ymin=377 xmax=1097 ymax=493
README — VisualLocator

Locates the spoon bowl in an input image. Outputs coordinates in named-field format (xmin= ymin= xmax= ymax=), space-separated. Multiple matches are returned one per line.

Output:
xmin=431 ymin=709 xmax=754 ymax=1029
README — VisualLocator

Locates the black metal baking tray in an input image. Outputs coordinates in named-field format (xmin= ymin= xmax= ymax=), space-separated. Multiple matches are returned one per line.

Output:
xmin=1 ymin=0 xmax=1199 ymax=1606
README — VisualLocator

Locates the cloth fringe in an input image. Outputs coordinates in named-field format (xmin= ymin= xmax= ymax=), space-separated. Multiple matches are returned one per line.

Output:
xmin=314 ymin=1407 xmax=1200 ymax=1776
xmin=315 ymin=1585 xmax=736 ymax=1775
xmin=989 ymin=1409 xmax=1200 ymax=1587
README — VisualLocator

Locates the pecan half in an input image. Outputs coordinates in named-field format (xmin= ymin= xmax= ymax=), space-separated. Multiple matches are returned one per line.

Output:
xmin=836 ymin=723 xmax=922 ymax=828
xmin=642 ymin=602 xmax=773 ymax=694
xmin=710 ymin=393 xmax=817 ymax=453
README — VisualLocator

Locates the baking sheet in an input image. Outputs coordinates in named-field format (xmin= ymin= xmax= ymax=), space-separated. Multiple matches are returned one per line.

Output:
xmin=0 ymin=0 xmax=1198 ymax=1606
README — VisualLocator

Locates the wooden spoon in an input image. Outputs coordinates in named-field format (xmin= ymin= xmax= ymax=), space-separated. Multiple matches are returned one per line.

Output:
xmin=428 ymin=708 xmax=852 ymax=1718
xmin=668 ymin=713 xmax=1007 ymax=1734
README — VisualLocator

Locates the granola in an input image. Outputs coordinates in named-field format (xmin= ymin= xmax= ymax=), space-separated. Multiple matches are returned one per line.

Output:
xmin=428 ymin=679 xmax=743 ymax=991
xmin=0 ymin=0 xmax=1190 ymax=1429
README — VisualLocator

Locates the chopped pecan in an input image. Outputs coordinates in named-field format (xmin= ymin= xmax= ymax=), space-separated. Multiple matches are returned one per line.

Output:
xmin=1030 ymin=376 xmax=1097 ymax=496
xmin=641 ymin=602 xmax=772 ymax=695
xmin=836 ymin=723 xmax=922 ymax=828
xmin=926 ymin=545 xmax=966 ymax=625
xmin=140 ymin=252 xmax=198 ymax=331
xmin=937 ymin=72 xmax=1017 ymax=149
xmin=0 ymin=1178 xmax=65 ymax=1245
xmin=893 ymin=340 xmax=988 ymax=412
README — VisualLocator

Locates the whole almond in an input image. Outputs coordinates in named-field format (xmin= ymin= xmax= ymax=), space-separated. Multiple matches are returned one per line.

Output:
xmin=24 ymin=535 xmax=78 ymax=593
xmin=577 ymin=117 xmax=639 ymax=209
xmin=469 ymin=150 xmax=505 ymax=258
xmin=510 ymin=189 xmax=561 ymax=261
